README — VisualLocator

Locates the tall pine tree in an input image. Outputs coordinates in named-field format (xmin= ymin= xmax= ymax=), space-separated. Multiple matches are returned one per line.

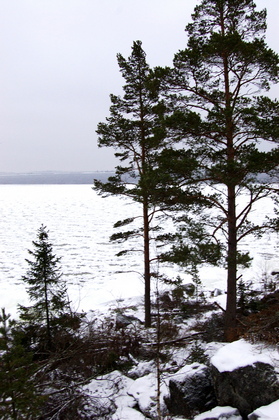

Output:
xmin=160 ymin=0 xmax=279 ymax=340
xmin=94 ymin=41 xmax=167 ymax=327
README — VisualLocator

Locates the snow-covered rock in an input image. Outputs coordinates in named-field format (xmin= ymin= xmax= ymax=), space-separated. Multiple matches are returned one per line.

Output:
xmin=111 ymin=406 xmax=147 ymax=419
xmin=128 ymin=359 xmax=156 ymax=378
xmin=248 ymin=399 xmax=279 ymax=420
xmin=115 ymin=313 xmax=142 ymax=328
xmin=193 ymin=405 xmax=242 ymax=420
xmin=211 ymin=340 xmax=278 ymax=372
xmin=128 ymin=372 xmax=169 ymax=418
xmin=210 ymin=340 xmax=279 ymax=417
xmin=83 ymin=370 xmax=137 ymax=418
xmin=165 ymin=362 xmax=217 ymax=418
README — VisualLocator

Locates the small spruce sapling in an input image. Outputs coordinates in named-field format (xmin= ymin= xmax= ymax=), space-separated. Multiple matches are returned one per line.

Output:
xmin=18 ymin=225 xmax=72 ymax=351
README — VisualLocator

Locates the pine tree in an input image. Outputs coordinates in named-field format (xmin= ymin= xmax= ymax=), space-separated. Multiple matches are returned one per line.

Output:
xmin=94 ymin=41 xmax=167 ymax=327
xmin=160 ymin=0 xmax=279 ymax=340
xmin=19 ymin=225 xmax=71 ymax=350
xmin=0 ymin=308 xmax=43 ymax=419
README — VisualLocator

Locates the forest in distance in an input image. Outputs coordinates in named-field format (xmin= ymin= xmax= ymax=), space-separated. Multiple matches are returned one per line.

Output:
xmin=0 ymin=171 xmax=275 ymax=185
xmin=0 ymin=171 xmax=114 ymax=184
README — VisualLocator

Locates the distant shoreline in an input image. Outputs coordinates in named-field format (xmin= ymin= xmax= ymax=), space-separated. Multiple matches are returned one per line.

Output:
xmin=0 ymin=171 xmax=115 ymax=185
xmin=0 ymin=171 xmax=275 ymax=185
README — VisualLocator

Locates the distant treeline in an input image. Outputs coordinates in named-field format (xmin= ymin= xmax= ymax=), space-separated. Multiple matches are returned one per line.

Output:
xmin=0 ymin=171 xmax=115 ymax=185
xmin=0 ymin=171 xmax=275 ymax=185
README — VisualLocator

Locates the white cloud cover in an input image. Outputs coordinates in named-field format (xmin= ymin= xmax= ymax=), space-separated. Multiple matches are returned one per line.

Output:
xmin=0 ymin=0 xmax=278 ymax=172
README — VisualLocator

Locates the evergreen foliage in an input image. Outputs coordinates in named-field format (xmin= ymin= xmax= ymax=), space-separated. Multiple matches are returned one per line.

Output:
xmin=18 ymin=225 xmax=72 ymax=350
xmin=94 ymin=41 xmax=168 ymax=327
xmin=155 ymin=0 xmax=279 ymax=340
xmin=0 ymin=308 xmax=43 ymax=419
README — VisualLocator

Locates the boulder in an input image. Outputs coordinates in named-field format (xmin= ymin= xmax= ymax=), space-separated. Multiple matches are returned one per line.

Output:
xmin=212 ymin=288 xmax=223 ymax=297
xmin=111 ymin=406 xmax=147 ymax=420
xmin=115 ymin=313 xmax=142 ymax=328
xmin=128 ymin=372 xmax=169 ymax=419
xmin=165 ymin=363 xmax=217 ymax=418
xmin=83 ymin=370 xmax=136 ymax=418
xmin=182 ymin=283 xmax=196 ymax=296
xmin=210 ymin=340 xmax=279 ymax=417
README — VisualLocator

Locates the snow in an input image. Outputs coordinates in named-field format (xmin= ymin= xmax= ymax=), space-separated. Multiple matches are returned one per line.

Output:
xmin=128 ymin=372 xmax=169 ymax=418
xmin=248 ymin=399 xmax=279 ymax=420
xmin=128 ymin=359 xmax=156 ymax=378
xmin=194 ymin=406 xmax=242 ymax=420
xmin=171 ymin=362 xmax=207 ymax=378
xmin=111 ymin=406 xmax=147 ymax=419
xmin=211 ymin=339 xmax=279 ymax=373
xmin=83 ymin=370 xmax=137 ymax=417
xmin=83 ymin=369 xmax=170 ymax=419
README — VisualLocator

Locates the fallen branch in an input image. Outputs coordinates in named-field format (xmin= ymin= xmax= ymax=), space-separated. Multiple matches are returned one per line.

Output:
xmin=214 ymin=301 xmax=226 ymax=312
xmin=145 ymin=331 xmax=205 ymax=347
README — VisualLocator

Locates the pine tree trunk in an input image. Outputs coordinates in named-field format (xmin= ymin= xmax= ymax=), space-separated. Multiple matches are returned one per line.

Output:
xmin=221 ymin=16 xmax=238 ymax=340
xmin=43 ymin=271 xmax=52 ymax=349
xmin=143 ymin=199 xmax=151 ymax=327
xmin=225 ymin=184 xmax=238 ymax=341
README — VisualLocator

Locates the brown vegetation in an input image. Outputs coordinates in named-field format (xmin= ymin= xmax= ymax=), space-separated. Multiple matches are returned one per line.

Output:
xmin=236 ymin=290 xmax=279 ymax=345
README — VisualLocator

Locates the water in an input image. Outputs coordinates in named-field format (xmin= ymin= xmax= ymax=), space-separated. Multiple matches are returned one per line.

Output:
xmin=0 ymin=184 xmax=278 ymax=317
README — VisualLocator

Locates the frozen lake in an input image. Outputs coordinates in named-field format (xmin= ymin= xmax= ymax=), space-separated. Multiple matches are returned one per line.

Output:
xmin=0 ymin=184 xmax=278 ymax=317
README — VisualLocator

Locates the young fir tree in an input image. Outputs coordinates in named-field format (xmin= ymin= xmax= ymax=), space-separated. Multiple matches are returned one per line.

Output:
xmin=19 ymin=225 xmax=71 ymax=349
xmin=94 ymin=41 xmax=167 ymax=327
xmin=0 ymin=308 xmax=43 ymax=419
xmin=159 ymin=0 xmax=279 ymax=340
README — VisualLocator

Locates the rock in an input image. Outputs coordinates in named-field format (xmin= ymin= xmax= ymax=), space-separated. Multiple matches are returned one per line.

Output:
xmin=248 ymin=399 xmax=279 ymax=419
xmin=182 ymin=283 xmax=196 ymax=296
xmin=210 ymin=340 xmax=279 ymax=417
xmin=115 ymin=313 xmax=142 ymax=328
xmin=194 ymin=405 xmax=242 ymax=420
xmin=212 ymin=288 xmax=223 ymax=297
xmin=111 ymin=406 xmax=147 ymax=420
xmin=128 ymin=360 xmax=155 ymax=379
xmin=128 ymin=372 xmax=169 ymax=419
xmin=83 ymin=370 xmax=137 ymax=418
xmin=211 ymin=361 xmax=279 ymax=417
xmin=160 ymin=291 xmax=172 ymax=306
xmin=165 ymin=363 xmax=217 ymax=418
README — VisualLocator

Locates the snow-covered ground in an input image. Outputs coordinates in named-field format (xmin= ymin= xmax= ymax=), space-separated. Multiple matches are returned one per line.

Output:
xmin=0 ymin=184 xmax=278 ymax=318
xmin=81 ymin=340 xmax=279 ymax=420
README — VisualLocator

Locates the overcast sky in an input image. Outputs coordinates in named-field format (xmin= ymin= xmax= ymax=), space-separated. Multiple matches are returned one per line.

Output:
xmin=0 ymin=0 xmax=278 ymax=173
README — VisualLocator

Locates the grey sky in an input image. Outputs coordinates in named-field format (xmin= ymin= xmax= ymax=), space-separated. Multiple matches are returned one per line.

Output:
xmin=0 ymin=0 xmax=278 ymax=173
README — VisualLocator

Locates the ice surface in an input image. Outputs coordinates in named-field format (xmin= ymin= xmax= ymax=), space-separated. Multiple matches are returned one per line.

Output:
xmin=0 ymin=185 xmax=278 ymax=318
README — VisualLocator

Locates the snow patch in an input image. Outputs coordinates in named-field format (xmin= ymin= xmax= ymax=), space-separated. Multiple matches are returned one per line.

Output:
xmin=194 ymin=405 xmax=241 ymax=420
xmin=211 ymin=339 xmax=279 ymax=372
xmin=248 ymin=399 xmax=279 ymax=420
xmin=128 ymin=372 xmax=169 ymax=418
xmin=83 ymin=370 xmax=136 ymax=415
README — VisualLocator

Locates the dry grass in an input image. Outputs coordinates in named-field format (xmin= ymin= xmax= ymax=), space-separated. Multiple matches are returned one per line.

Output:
xmin=236 ymin=290 xmax=279 ymax=345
